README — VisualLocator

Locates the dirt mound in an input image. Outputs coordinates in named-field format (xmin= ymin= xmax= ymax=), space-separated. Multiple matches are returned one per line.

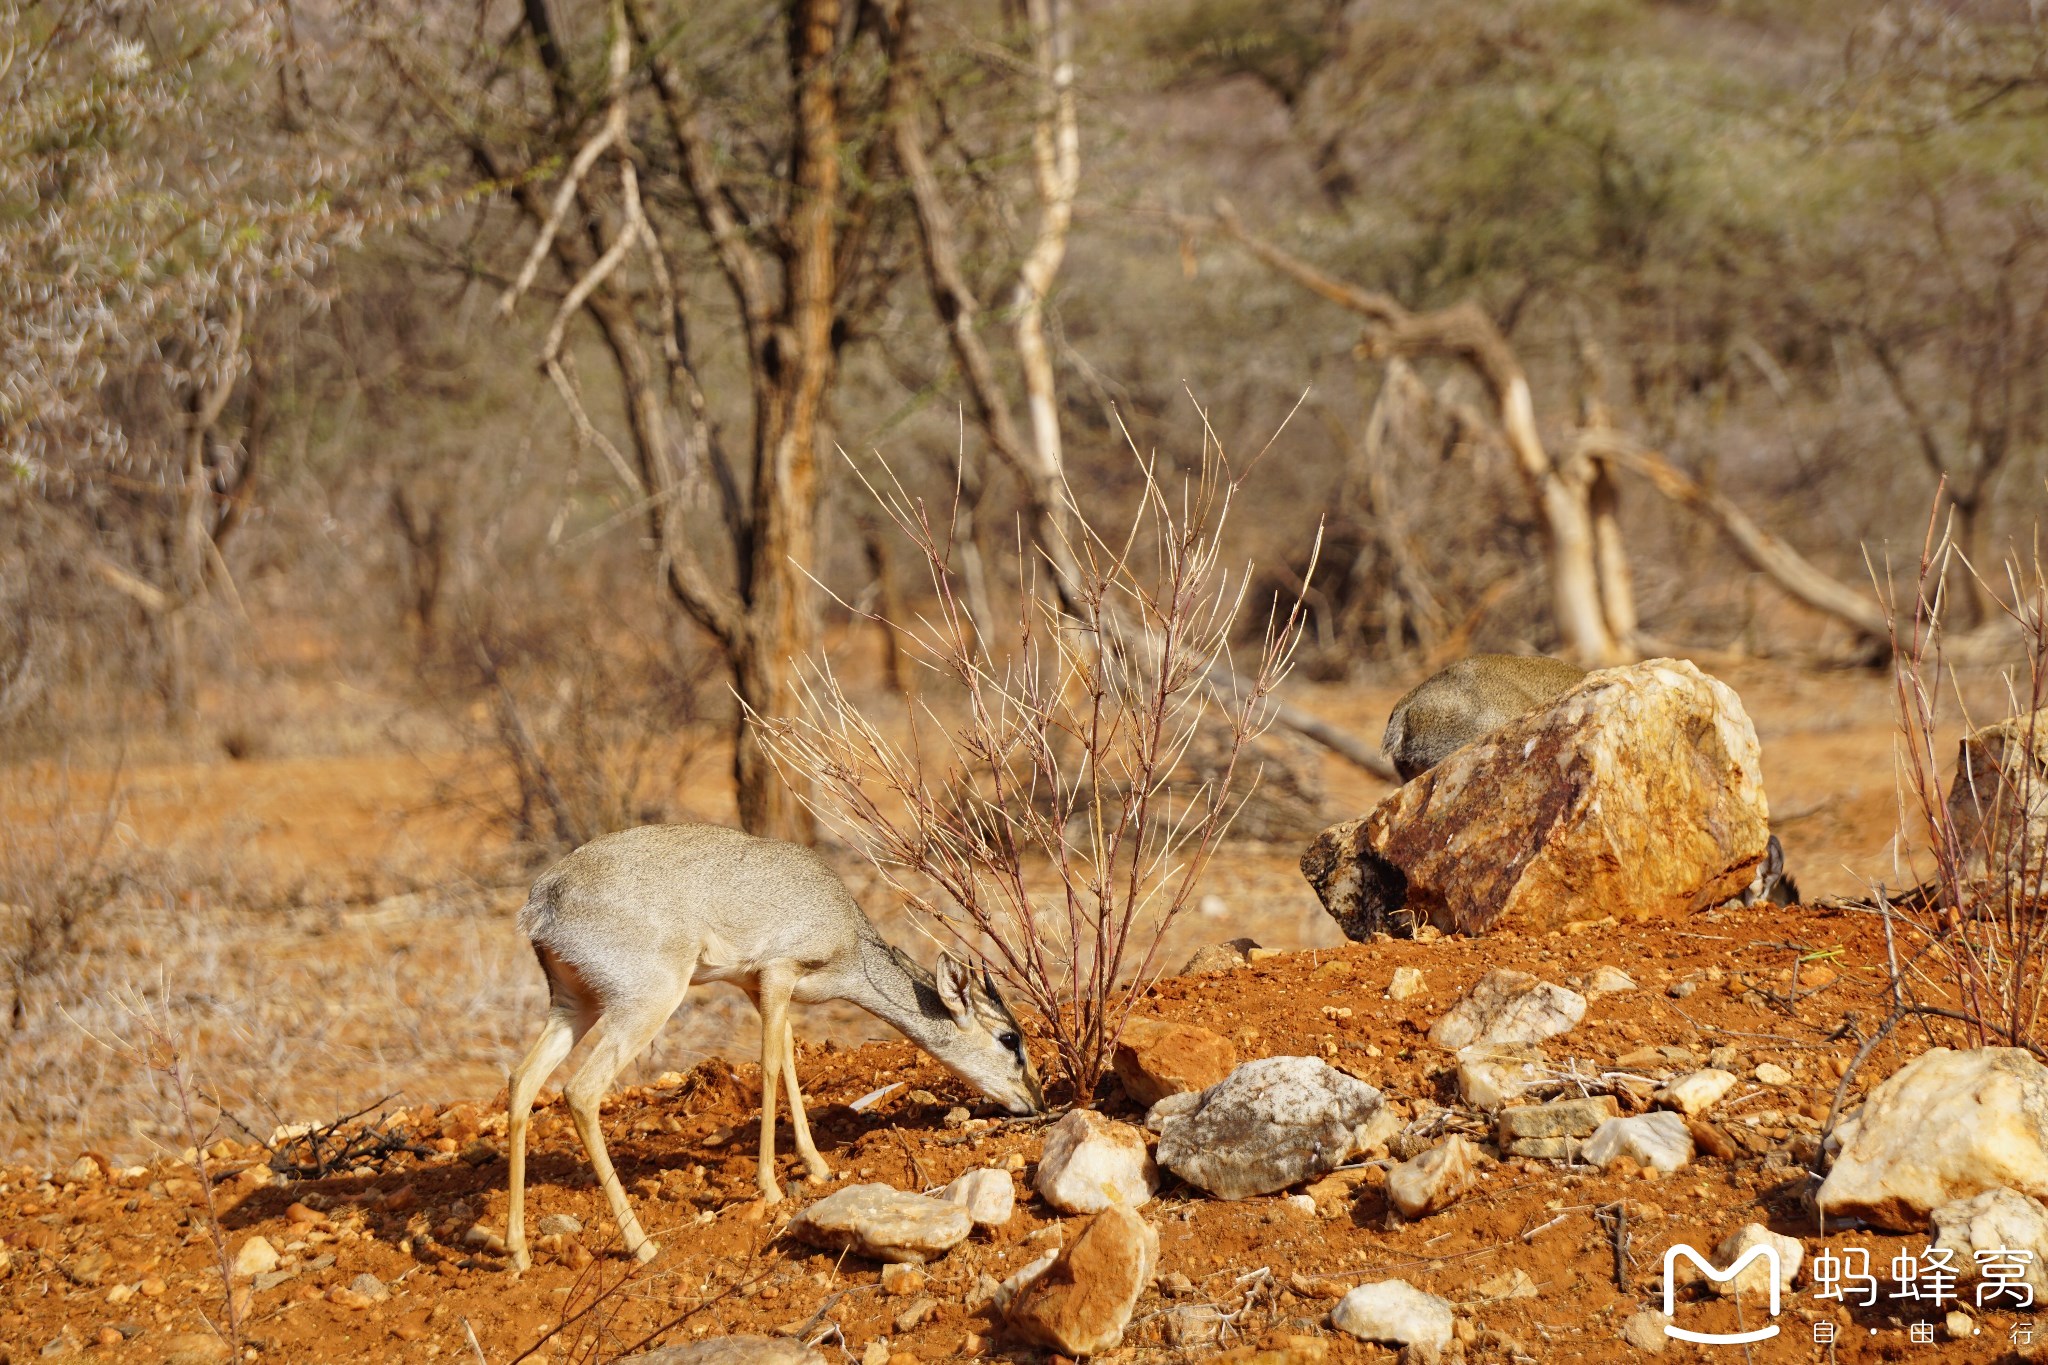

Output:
xmin=0 ymin=901 xmax=2016 ymax=1362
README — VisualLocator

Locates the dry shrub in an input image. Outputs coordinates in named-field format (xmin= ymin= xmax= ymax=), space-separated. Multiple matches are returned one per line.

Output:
xmin=0 ymin=764 xmax=133 ymax=1030
xmin=450 ymin=605 xmax=721 ymax=861
xmin=1880 ymin=504 xmax=2048 ymax=1047
xmin=757 ymin=435 xmax=1313 ymax=1091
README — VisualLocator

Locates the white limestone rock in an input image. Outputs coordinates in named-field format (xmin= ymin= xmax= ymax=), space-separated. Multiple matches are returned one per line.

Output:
xmin=1427 ymin=970 xmax=1585 ymax=1050
xmin=1582 ymin=1112 xmax=1694 ymax=1173
xmin=1655 ymin=1069 xmax=1737 ymax=1119
xmin=1034 ymin=1109 xmax=1157 ymax=1214
xmin=1818 ymin=1048 xmax=2048 ymax=1230
xmin=1386 ymin=1136 xmax=1480 ymax=1220
xmin=1331 ymin=1280 xmax=1455 ymax=1355
xmin=1153 ymin=1057 xmax=1386 ymax=1201
xmin=786 ymin=1183 xmax=971 ymax=1264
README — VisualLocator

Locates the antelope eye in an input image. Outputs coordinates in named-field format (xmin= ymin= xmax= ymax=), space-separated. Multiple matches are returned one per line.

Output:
xmin=998 ymin=1031 xmax=1022 ymax=1052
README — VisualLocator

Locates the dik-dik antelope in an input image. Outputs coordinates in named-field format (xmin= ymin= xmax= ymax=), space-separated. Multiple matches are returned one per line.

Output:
xmin=504 ymin=823 xmax=1044 ymax=1272
xmin=1382 ymin=654 xmax=1797 ymax=905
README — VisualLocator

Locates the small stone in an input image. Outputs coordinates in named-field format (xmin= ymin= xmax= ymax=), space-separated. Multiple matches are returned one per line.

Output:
xmin=38 ymin=1327 xmax=83 ymax=1360
xmin=787 ymin=1183 xmax=972 ymax=1264
xmin=1754 ymin=1062 xmax=1793 ymax=1086
xmin=1034 ymin=1110 xmax=1157 ymax=1214
xmin=1582 ymin=1113 xmax=1694 ymax=1173
xmin=252 ymin=1269 xmax=297 ymax=1292
xmin=880 ymin=1263 xmax=927 ymax=1297
xmin=536 ymin=1213 xmax=583 ymax=1237
xmin=1331 ymin=1280 xmax=1455 ymax=1355
xmin=1707 ymin=1045 xmax=1740 ymax=1070
xmin=1427 ymin=970 xmax=1586 ymax=1049
xmin=1668 ymin=981 xmax=1697 ymax=999
xmin=1585 ymin=966 xmax=1637 ymax=997
xmin=348 ymin=1272 xmax=390 ymax=1302
xmin=1930 ymin=1187 xmax=2048 ymax=1302
xmin=462 ymin=1224 xmax=507 ymax=1253
xmin=1469 ymin=1269 xmax=1538 ymax=1302
xmin=1656 ymin=1069 xmax=1737 ymax=1118
xmin=159 ymin=1334 xmax=232 ymax=1365
xmin=1386 ymin=1136 xmax=1480 ymax=1220
xmin=893 ymin=1297 xmax=936 ymax=1333
xmin=329 ymin=1285 xmax=375 ymax=1310
xmin=1003 ymin=1204 xmax=1158 ymax=1357
xmin=1616 ymin=1045 xmax=1696 ymax=1071
xmin=232 ymin=1235 xmax=280 ymax=1279
xmin=64 ymin=1155 xmax=101 ymax=1185
xmin=1456 ymin=1043 xmax=1545 ymax=1110
xmin=460 ymin=1138 xmax=498 ymax=1167
xmin=1388 ymin=967 xmax=1425 ymax=1001
xmin=938 ymin=1168 xmax=1014 ymax=1227
xmin=860 ymin=1345 xmax=889 ymax=1365
xmin=1154 ymin=1056 xmax=1386 ymax=1200
xmin=1112 ymin=1018 xmax=1238 ymax=1108
xmin=1621 ymin=1310 xmax=1671 ymax=1354
xmin=286 ymin=1200 xmax=330 ymax=1227
xmin=1502 ymin=1136 xmax=1581 ymax=1161
xmin=1182 ymin=939 xmax=1261 ymax=974
xmin=1705 ymin=1223 xmax=1802 ymax=1297
xmin=1282 ymin=1193 xmax=1317 ymax=1216
xmin=1497 ymin=1096 xmax=1618 ymax=1141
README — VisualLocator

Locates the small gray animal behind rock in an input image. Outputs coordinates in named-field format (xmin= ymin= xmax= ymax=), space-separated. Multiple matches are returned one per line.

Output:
xmin=1380 ymin=653 xmax=1796 ymax=905
xmin=1381 ymin=653 xmax=1588 ymax=783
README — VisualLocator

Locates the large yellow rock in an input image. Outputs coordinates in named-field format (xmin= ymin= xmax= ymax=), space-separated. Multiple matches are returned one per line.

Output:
xmin=1301 ymin=659 xmax=1768 ymax=937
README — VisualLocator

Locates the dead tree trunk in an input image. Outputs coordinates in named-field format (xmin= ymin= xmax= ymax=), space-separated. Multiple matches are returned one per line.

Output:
xmin=1201 ymin=202 xmax=1635 ymax=667
xmin=432 ymin=0 xmax=897 ymax=841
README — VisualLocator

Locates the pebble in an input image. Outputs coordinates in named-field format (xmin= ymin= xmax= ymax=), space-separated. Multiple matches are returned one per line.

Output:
xmin=231 ymin=1235 xmax=279 ymax=1279
xmin=880 ymin=1264 xmax=926 ymax=1297
xmin=1622 ymin=1310 xmax=1671 ymax=1354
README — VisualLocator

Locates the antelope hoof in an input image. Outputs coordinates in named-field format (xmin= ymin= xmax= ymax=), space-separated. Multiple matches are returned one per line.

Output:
xmin=510 ymin=1248 xmax=531 ymax=1274
xmin=631 ymin=1238 xmax=659 ymax=1264
xmin=804 ymin=1163 xmax=831 ymax=1185
xmin=758 ymin=1178 xmax=784 ymax=1206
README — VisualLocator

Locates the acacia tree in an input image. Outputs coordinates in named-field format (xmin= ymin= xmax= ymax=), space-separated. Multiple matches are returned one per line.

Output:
xmin=368 ymin=0 xmax=945 ymax=839
xmin=3 ymin=1 xmax=380 ymax=715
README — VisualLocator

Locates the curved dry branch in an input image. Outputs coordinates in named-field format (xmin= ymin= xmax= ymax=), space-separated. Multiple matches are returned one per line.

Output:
xmin=1588 ymin=435 xmax=1889 ymax=641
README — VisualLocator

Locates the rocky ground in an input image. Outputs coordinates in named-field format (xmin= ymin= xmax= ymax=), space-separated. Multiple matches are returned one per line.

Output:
xmin=3 ymin=897 xmax=2033 ymax=1364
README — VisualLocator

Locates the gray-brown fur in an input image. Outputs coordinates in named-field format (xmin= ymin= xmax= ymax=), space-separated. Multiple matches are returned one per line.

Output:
xmin=1381 ymin=654 xmax=1587 ymax=783
xmin=504 ymin=823 xmax=1043 ymax=1272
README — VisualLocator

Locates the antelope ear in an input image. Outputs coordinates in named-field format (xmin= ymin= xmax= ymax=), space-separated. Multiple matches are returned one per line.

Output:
xmin=935 ymin=953 xmax=976 ymax=1025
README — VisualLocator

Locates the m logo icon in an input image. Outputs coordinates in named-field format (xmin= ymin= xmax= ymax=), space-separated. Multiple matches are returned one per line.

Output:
xmin=1662 ymin=1244 xmax=1783 ymax=1344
